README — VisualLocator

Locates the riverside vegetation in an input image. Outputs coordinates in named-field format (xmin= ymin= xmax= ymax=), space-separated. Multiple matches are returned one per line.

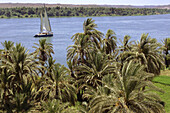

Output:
xmin=0 ymin=18 xmax=170 ymax=113
xmin=0 ymin=7 xmax=170 ymax=18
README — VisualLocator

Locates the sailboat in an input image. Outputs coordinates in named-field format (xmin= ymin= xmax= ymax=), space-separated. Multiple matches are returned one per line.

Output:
xmin=34 ymin=5 xmax=53 ymax=37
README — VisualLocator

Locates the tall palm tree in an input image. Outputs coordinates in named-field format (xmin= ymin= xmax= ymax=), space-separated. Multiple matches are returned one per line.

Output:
xmin=100 ymin=29 xmax=118 ymax=61
xmin=88 ymin=61 xmax=165 ymax=113
xmin=83 ymin=18 xmax=97 ymax=35
xmin=67 ymin=34 xmax=93 ymax=65
xmin=83 ymin=18 xmax=103 ymax=49
xmin=32 ymin=39 xmax=54 ymax=66
xmin=71 ymin=18 xmax=103 ymax=52
xmin=68 ymin=18 xmax=104 ymax=66
xmin=102 ymin=29 xmax=117 ymax=55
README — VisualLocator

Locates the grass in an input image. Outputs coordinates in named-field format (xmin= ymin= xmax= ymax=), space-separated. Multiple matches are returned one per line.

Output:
xmin=153 ymin=75 xmax=170 ymax=85
xmin=153 ymin=70 xmax=170 ymax=113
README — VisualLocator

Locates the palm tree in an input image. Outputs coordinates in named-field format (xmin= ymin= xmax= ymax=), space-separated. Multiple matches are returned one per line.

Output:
xmin=0 ymin=75 xmax=36 ymax=112
xmin=118 ymin=35 xmax=132 ymax=65
xmin=32 ymin=39 xmax=54 ymax=66
xmin=67 ymin=34 xmax=93 ymax=65
xmin=1 ymin=40 xmax=14 ymax=51
xmin=121 ymin=33 xmax=165 ymax=75
xmin=10 ymin=77 xmax=36 ymax=113
xmin=0 ymin=41 xmax=14 ymax=107
xmin=68 ymin=18 xmax=104 ymax=66
xmin=83 ymin=18 xmax=103 ymax=49
xmin=102 ymin=29 xmax=117 ymax=55
xmin=70 ymin=18 xmax=103 ymax=57
xmin=72 ymin=49 xmax=119 ymax=103
xmin=0 ymin=41 xmax=14 ymax=63
xmin=88 ymin=61 xmax=165 ymax=113
xmin=83 ymin=18 xmax=97 ymax=35
xmin=1 ymin=43 xmax=39 ymax=93
xmin=75 ymin=51 xmax=118 ymax=89
xmin=38 ymin=61 xmax=77 ymax=105
xmin=119 ymin=35 xmax=131 ymax=52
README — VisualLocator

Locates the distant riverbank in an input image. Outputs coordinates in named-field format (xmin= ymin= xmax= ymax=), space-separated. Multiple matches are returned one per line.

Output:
xmin=0 ymin=6 xmax=170 ymax=19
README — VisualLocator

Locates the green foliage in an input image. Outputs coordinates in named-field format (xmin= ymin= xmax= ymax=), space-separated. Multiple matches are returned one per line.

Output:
xmin=0 ymin=18 xmax=167 ymax=112
xmin=0 ymin=7 xmax=170 ymax=18
xmin=88 ymin=61 xmax=165 ymax=113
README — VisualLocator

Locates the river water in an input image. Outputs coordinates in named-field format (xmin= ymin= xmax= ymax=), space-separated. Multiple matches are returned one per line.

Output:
xmin=0 ymin=14 xmax=170 ymax=65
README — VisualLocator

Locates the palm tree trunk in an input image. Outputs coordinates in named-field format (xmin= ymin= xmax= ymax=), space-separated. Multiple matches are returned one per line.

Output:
xmin=81 ymin=52 xmax=85 ymax=64
xmin=165 ymin=50 xmax=169 ymax=68
xmin=55 ymin=81 xmax=59 ymax=99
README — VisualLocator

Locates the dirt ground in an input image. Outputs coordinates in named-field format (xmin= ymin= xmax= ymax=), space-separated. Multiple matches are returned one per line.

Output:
xmin=161 ymin=70 xmax=170 ymax=76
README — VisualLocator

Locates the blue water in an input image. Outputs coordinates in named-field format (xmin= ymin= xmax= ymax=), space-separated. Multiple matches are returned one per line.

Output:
xmin=0 ymin=14 xmax=170 ymax=65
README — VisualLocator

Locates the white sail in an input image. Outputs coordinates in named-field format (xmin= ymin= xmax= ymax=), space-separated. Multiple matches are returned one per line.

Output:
xmin=40 ymin=11 xmax=43 ymax=32
xmin=42 ymin=26 xmax=47 ymax=32
xmin=34 ymin=4 xmax=53 ymax=37
xmin=44 ymin=7 xmax=51 ymax=32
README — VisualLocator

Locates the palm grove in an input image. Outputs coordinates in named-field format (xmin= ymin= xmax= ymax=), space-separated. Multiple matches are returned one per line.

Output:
xmin=0 ymin=18 xmax=169 ymax=113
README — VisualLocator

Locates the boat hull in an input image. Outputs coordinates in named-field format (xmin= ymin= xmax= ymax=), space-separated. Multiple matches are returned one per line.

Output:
xmin=34 ymin=33 xmax=53 ymax=37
